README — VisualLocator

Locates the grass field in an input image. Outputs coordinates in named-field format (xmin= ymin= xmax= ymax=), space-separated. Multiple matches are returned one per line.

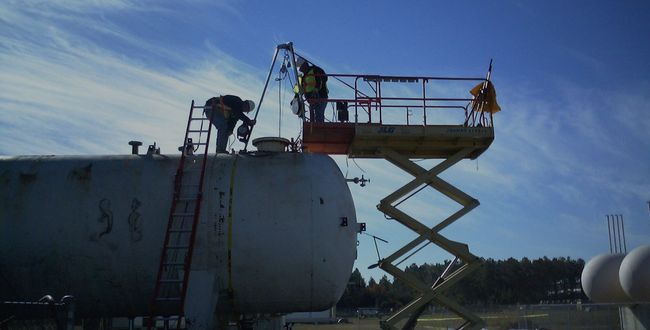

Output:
xmin=1 ymin=305 xmax=622 ymax=329
xmin=292 ymin=305 xmax=620 ymax=330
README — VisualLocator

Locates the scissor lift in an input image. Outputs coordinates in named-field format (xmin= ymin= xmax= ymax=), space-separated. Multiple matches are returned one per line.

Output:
xmin=305 ymin=123 xmax=493 ymax=330
xmin=248 ymin=43 xmax=499 ymax=330
xmin=301 ymin=72 xmax=496 ymax=330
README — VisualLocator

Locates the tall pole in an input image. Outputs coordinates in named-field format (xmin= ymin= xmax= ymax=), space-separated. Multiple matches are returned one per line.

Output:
xmin=607 ymin=215 xmax=613 ymax=253
xmin=288 ymin=44 xmax=307 ymax=123
xmin=243 ymin=44 xmax=282 ymax=152
xmin=616 ymin=214 xmax=623 ymax=254
xmin=621 ymin=214 xmax=627 ymax=253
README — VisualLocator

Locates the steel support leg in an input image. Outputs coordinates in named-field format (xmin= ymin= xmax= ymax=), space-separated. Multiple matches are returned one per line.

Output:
xmin=376 ymin=148 xmax=486 ymax=330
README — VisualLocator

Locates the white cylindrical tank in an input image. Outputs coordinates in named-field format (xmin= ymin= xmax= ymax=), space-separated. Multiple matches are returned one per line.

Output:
xmin=620 ymin=245 xmax=650 ymax=302
xmin=581 ymin=253 xmax=630 ymax=303
xmin=0 ymin=152 xmax=357 ymax=317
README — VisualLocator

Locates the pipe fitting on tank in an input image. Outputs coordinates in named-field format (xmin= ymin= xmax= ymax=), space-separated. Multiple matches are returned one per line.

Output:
xmin=146 ymin=142 xmax=160 ymax=156
xmin=128 ymin=141 xmax=143 ymax=155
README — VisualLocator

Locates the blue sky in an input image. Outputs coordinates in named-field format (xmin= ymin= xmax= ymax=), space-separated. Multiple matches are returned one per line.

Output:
xmin=1 ymin=1 xmax=649 ymax=282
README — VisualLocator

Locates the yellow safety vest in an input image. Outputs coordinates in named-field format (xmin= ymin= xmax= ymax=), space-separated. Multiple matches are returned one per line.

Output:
xmin=303 ymin=68 xmax=318 ymax=94
xmin=293 ymin=75 xmax=303 ymax=94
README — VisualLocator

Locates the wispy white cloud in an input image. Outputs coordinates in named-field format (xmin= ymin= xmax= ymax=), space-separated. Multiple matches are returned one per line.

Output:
xmin=0 ymin=1 xmax=266 ymax=155
xmin=562 ymin=46 xmax=606 ymax=73
xmin=4 ymin=0 xmax=138 ymax=13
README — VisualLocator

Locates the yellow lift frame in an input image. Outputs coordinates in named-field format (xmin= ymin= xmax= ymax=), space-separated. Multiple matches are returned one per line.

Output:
xmin=375 ymin=146 xmax=487 ymax=330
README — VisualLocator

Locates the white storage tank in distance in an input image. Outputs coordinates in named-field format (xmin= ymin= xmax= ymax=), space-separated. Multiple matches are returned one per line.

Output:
xmin=619 ymin=245 xmax=650 ymax=302
xmin=581 ymin=253 xmax=629 ymax=303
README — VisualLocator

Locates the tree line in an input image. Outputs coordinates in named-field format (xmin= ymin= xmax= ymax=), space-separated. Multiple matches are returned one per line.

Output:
xmin=337 ymin=257 xmax=587 ymax=311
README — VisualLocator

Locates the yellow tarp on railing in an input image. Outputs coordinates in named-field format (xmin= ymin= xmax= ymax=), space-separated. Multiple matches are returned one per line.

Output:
xmin=470 ymin=81 xmax=501 ymax=113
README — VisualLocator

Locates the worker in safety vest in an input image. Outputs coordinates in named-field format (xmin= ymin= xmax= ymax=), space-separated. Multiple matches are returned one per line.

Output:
xmin=204 ymin=95 xmax=256 ymax=153
xmin=296 ymin=57 xmax=328 ymax=122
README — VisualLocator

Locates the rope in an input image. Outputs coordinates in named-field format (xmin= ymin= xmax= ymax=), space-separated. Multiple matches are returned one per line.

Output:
xmin=275 ymin=52 xmax=293 ymax=138
xmin=278 ymin=66 xmax=282 ymax=137
xmin=352 ymin=158 xmax=366 ymax=173
xmin=395 ymin=241 xmax=431 ymax=267
xmin=228 ymin=136 xmax=235 ymax=151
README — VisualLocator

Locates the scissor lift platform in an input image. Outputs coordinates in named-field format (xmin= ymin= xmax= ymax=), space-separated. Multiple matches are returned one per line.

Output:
xmin=302 ymin=122 xmax=494 ymax=159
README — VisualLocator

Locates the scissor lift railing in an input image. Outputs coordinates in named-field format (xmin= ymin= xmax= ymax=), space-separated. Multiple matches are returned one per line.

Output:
xmin=300 ymin=69 xmax=496 ymax=156
xmin=301 ymin=72 xmax=494 ymax=128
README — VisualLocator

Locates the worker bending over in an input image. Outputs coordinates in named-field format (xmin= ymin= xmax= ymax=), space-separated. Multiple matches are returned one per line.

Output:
xmin=204 ymin=95 xmax=256 ymax=153
xmin=297 ymin=57 xmax=328 ymax=122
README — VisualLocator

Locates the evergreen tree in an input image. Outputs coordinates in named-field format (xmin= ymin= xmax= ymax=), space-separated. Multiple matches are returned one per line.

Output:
xmin=337 ymin=257 xmax=588 ymax=310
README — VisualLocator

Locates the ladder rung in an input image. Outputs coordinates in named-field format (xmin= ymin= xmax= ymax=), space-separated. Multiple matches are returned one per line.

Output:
xmin=155 ymin=297 xmax=182 ymax=301
xmin=166 ymin=245 xmax=189 ymax=249
xmin=186 ymin=142 xmax=208 ymax=146
xmin=159 ymin=279 xmax=184 ymax=283
xmin=152 ymin=316 xmax=183 ymax=320
xmin=159 ymin=278 xmax=184 ymax=282
xmin=187 ymin=130 xmax=209 ymax=133
xmin=169 ymin=229 xmax=193 ymax=233
xmin=190 ymin=117 xmax=209 ymax=121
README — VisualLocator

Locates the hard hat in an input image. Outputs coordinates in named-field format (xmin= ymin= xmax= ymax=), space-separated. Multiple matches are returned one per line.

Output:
xmin=245 ymin=100 xmax=255 ymax=112
xmin=295 ymin=57 xmax=306 ymax=68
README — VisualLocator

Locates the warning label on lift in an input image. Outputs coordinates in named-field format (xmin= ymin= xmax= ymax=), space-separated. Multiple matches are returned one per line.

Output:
xmin=445 ymin=127 xmax=491 ymax=135
xmin=373 ymin=125 xmax=491 ymax=135
xmin=378 ymin=126 xmax=396 ymax=134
